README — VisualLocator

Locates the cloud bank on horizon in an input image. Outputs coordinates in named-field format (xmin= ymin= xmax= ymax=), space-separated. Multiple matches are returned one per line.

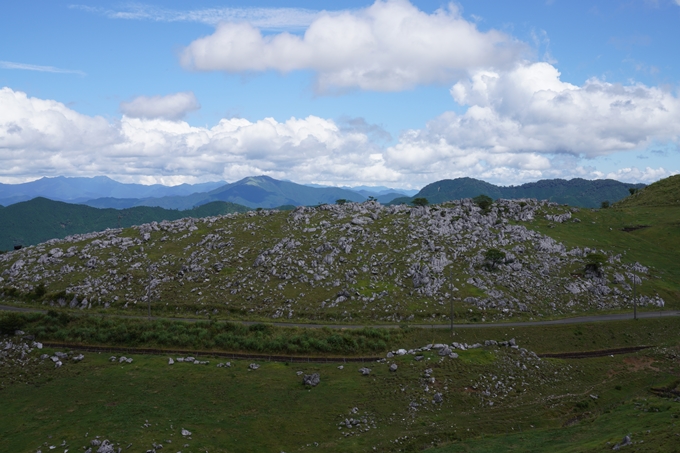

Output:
xmin=1 ymin=0 xmax=679 ymax=187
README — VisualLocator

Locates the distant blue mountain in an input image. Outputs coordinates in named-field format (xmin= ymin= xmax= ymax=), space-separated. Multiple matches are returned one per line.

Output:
xmin=0 ymin=176 xmax=225 ymax=206
xmin=304 ymin=183 xmax=418 ymax=200
xmin=84 ymin=176 xmax=368 ymax=210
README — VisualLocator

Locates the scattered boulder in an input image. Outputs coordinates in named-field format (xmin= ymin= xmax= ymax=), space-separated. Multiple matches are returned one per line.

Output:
xmin=249 ymin=363 xmax=260 ymax=370
xmin=302 ymin=373 xmax=321 ymax=387
xmin=389 ymin=364 xmax=398 ymax=372
xmin=438 ymin=346 xmax=452 ymax=356
xmin=359 ymin=367 xmax=371 ymax=375
xmin=612 ymin=435 xmax=632 ymax=450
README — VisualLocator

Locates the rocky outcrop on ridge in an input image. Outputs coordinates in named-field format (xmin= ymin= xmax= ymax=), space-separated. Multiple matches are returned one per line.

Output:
xmin=0 ymin=199 xmax=662 ymax=322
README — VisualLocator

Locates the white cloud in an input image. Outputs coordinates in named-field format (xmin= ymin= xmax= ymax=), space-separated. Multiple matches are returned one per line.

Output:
xmin=69 ymin=4 xmax=319 ymax=30
xmin=0 ymin=60 xmax=85 ymax=76
xmin=1 ymin=86 xmax=677 ymax=188
xmin=120 ymin=92 xmax=201 ymax=121
xmin=180 ymin=0 xmax=525 ymax=92
xmin=383 ymin=61 xmax=680 ymax=183
xmin=604 ymin=166 xmax=678 ymax=182
xmin=0 ymin=87 xmax=397 ymax=186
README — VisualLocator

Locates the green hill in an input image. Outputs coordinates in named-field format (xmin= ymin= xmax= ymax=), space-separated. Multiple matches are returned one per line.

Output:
xmin=0 ymin=197 xmax=248 ymax=251
xmin=1 ymin=197 xmax=676 ymax=325
xmin=614 ymin=174 xmax=680 ymax=207
xmin=391 ymin=177 xmax=646 ymax=208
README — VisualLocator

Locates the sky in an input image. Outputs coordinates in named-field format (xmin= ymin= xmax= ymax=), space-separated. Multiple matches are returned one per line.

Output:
xmin=1 ymin=0 xmax=679 ymax=189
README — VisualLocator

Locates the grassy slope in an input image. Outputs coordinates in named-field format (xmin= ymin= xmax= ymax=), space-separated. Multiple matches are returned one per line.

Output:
xmin=0 ymin=198 xmax=249 ymax=250
xmin=615 ymin=174 xmax=680 ymax=208
xmin=1 ymin=316 xmax=679 ymax=452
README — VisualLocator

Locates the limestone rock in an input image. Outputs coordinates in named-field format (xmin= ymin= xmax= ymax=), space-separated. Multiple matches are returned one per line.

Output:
xmin=302 ymin=373 xmax=321 ymax=387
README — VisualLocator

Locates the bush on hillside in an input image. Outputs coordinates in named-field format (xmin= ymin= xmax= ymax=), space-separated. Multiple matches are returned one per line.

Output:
xmin=484 ymin=248 xmax=506 ymax=271
xmin=473 ymin=194 xmax=493 ymax=211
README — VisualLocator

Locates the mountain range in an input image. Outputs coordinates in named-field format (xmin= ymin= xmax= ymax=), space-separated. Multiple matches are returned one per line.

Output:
xmin=84 ymin=176 xmax=370 ymax=210
xmin=0 ymin=175 xmax=413 ymax=209
xmin=389 ymin=177 xmax=647 ymax=208
xmin=0 ymin=176 xmax=226 ymax=206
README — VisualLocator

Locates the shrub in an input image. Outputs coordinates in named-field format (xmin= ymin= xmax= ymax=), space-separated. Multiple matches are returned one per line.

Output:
xmin=600 ymin=200 xmax=610 ymax=209
xmin=0 ymin=313 xmax=26 ymax=334
xmin=585 ymin=253 xmax=606 ymax=277
xmin=412 ymin=197 xmax=429 ymax=207
xmin=484 ymin=248 xmax=506 ymax=270
xmin=473 ymin=194 xmax=493 ymax=211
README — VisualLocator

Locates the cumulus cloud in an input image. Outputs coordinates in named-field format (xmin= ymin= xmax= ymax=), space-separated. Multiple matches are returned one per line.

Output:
xmin=383 ymin=61 xmax=680 ymax=183
xmin=1 ymin=86 xmax=677 ymax=187
xmin=604 ymin=166 xmax=678 ymax=182
xmin=0 ymin=87 xmax=397 ymax=185
xmin=180 ymin=0 xmax=525 ymax=92
xmin=120 ymin=92 xmax=201 ymax=121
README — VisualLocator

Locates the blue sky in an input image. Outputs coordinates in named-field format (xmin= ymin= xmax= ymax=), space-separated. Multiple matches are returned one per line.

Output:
xmin=1 ymin=0 xmax=679 ymax=188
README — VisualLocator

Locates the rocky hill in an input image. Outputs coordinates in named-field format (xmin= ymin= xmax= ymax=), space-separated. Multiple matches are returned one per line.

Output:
xmin=0 ymin=197 xmax=662 ymax=324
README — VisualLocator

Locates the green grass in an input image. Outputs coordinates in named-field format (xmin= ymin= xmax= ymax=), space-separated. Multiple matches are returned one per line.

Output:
xmin=615 ymin=174 xmax=680 ymax=208
xmin=2 ymin=319 xmax=679 ymax=452
xmin=2 ymin=313 xmax=680 ymax=452
xmin=429 ymin=396 xmax=680 ymax=452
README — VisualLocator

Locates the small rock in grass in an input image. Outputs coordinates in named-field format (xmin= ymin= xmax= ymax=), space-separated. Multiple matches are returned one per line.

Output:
xmin=389 ymin=364 xmax=398 ymax=372
xmin=168 ymin=358 xmax=174 ymax=365
xmin=249 ymin=363 xmax=260 ymax=370
xmin=359 ymin=367 xmax=371 ymax=375
xmin=181 ymin=428 xmax=192 ymax=437
xmin=303 ymin=373 xmax=321 ymax=387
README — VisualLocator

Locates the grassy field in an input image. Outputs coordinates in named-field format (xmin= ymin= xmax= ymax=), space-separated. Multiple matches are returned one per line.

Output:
xmin=2 ymin=315 xmax=680 ymax=452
